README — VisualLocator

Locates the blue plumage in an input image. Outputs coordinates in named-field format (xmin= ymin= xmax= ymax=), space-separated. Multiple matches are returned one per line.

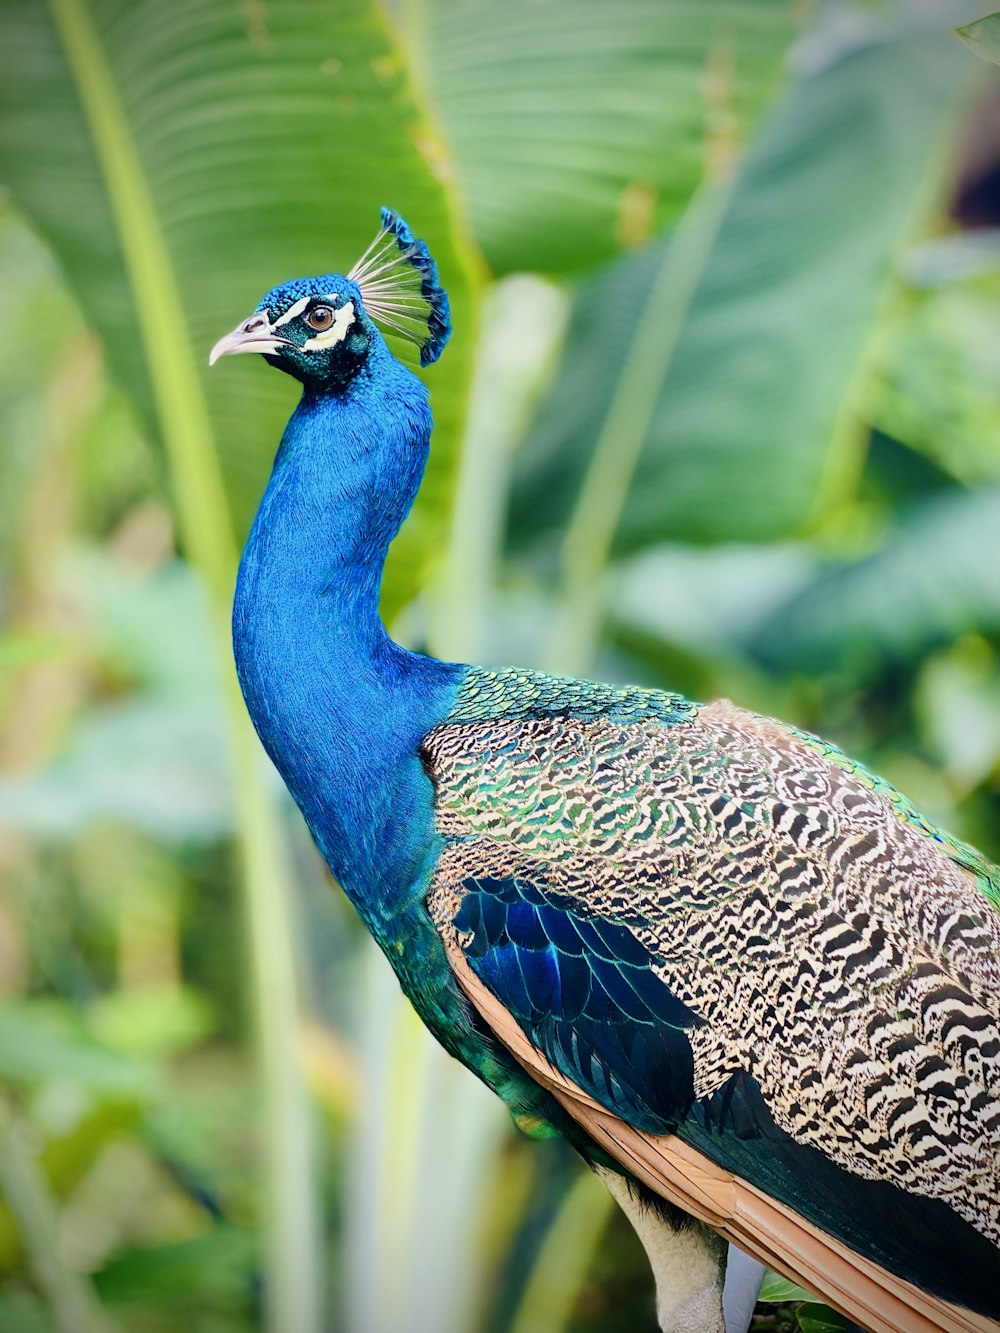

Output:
xmin=211 ymin=211 xmax=1000 ymax=1333
xmin=454 ymin=874 xmax=699 ymax=1129
xmin=232 ymin=333 xmax=455 ymax=927
xmin=377 ymin=206 xmax=452 ymax=365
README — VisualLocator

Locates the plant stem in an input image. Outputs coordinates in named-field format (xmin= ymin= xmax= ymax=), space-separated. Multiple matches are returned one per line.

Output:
xmin=509 ymin=1166 xmax=616 ymax=1333
xmin=0 ymin=1097 xmax=112 ymax=1333
xmin=432 ymin=275 xmax=569 ymax=661
xmin=46 ymin=3 xmax=322 ymax=1331
xmin=544 ymin=182 xmax=731 ymax=678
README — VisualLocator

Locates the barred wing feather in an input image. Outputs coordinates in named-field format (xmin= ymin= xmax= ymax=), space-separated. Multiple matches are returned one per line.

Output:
xmin=422 ymin=674 xmax=1000 ymax=1330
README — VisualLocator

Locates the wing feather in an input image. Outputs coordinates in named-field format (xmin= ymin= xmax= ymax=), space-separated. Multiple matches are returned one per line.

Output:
xmin=449 ymin=942 xmax=998 ymax=1333
xmin=422 ymin=674 xmax=1000 ymax=1324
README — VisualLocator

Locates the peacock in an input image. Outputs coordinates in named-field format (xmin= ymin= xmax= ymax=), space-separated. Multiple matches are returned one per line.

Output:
xmin=210 ymin=210 xmax=1000 ymax=1333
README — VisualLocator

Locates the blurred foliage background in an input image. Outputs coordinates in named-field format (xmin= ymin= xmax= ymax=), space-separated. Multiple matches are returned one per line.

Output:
xmin=0 ymin=1 xmax=998 ymax=1331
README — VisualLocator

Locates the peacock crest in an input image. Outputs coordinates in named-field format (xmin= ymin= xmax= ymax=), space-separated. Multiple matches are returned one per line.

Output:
xmin=348 ymin=207 xmax=451 ymax=366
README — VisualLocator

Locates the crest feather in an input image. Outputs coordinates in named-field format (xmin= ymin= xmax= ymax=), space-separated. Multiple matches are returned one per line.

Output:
xmin=348 ymin=208 xmax=451 ymax=366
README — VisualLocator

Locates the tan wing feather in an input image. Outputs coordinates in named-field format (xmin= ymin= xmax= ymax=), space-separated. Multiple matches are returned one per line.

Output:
xmin=445 ymin=941 xmax=1000 ymax=1333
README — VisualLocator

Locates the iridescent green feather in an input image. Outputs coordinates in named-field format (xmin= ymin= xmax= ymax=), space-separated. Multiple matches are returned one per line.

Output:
xmin=447 ymin=666 xmax=697 ymax=727
xmin=449 ymin=667 xmax=1000 ymax=910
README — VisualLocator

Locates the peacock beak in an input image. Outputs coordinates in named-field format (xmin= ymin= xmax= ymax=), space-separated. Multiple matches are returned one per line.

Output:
xmin=209 ymin=313 xmax=289 ymax=366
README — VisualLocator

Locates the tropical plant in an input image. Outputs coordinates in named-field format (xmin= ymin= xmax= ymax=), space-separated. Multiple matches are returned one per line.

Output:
xmin=0 ymin=1 xmax=997 ymax=1330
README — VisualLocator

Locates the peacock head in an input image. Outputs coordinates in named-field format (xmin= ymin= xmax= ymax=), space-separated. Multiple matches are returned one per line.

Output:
xmin=209 ymin=208 xmax=451 ymax=388
xmin=210 ymin=275 xmax=373 ymax=387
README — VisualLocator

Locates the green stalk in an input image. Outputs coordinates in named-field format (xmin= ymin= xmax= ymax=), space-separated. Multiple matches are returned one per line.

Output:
xmin=431 ymin=317 xmax=511 ymax=658
xmin=544 ymin=182 xmax=731 ymax=678
xmin=509 ymin=1167 xmax=616 ymax=1333
xmin=46 ymin=3 xmax=321 ymax=1331
xmin=0 ymin=1097 xmax=112 ymax=1333
xmin=432 ymin=276 xmax=568 ymax=661
xmin=805 ymin=77 xmax=979 ymax=535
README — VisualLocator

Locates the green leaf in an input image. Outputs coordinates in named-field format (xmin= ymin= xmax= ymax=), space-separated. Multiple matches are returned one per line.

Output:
xmin=0 ymin=549 xmax=235 ymax=839
xmin=916 ymin=638 xmax=1000 ymax=791
xmin=512 ymin=21 xmax=977 ymax=553
xmin=873 ymin=265 xmax=1000 ymax=487
xmin=94 ymin=1226 xmax=257 ymax=1310
xmin=957 ymin=12 xmax=1000 ymax=63
xmin=425 ymin=0 xmax=795 ymax=274
xmin=0 ymin=632 xmax=73 ymax=676
xmin=758 ymin=1269 xmax=815 ymax=1303
xmin=747 ymin=486 xmax=1000 ymax=677
xmin=0 ymin=696 xmax=232 ymax=840
xmin=795 ymin=1302 xmax=850 ymax=1333
xmin=0 ymin=207 xmax=90 ymax=569
xmin=88 ymin=987 xmax=215 ymax=1058
xmin=0 ymin=1294 xmax=55 ymax=1333
xmin=0 ymin=12 xmax=476 ymax=1331
xmin=0 ymin=1098 xmax=140 ymax=1272
xmin=0 ymin=1002 xmax=154 ymax=1096
xmin=0 ymin=1094 xmax=117 ymax=1331
xmin=0 ymin=0 xmax=476 ymax=616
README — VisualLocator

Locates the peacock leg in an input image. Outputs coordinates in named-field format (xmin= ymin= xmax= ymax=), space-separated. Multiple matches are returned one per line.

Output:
xmin=595 ymin=1166 xmax=728 ymax=1333
xmin=722 ymin=1246 xmax=766 ymax=1333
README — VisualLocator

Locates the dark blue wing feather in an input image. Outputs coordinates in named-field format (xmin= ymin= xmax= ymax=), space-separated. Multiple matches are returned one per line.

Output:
xmin=454 ymin=874 xmax=701 ymax=1130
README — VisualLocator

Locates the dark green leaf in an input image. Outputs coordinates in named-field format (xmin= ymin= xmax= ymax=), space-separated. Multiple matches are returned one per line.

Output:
xmin=795 ymin=1302 xmax=850 ymax=1333
xmin=426 ymin=0 xmax=794 ymax=273
xmin=94 ymin=1226 xmax=257 ymax=1309
xmin=747 ymin=486 xmax=1000 ymax=676
xmin=0 ymin=0 xmax=476 ymax=616
xmin=511 ymin=23 xmax=977 ymax=550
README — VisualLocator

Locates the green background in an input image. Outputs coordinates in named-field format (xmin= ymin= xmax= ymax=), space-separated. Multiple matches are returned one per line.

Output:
xmin=0 ymin=2 xmax=998 ymax=1331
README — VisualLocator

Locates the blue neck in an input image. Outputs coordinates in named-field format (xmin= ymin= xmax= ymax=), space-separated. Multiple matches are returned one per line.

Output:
xmin=233 ymin=345 xmax=461 ymax=923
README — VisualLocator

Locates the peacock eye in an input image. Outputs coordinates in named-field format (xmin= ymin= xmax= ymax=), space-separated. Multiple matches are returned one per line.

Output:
xmin=305 ymin=305 xmax=335 ymax=331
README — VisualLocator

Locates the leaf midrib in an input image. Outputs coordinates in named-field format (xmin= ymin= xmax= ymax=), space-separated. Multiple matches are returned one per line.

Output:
xmin=48 ymin=0 xmax=236 ymax=604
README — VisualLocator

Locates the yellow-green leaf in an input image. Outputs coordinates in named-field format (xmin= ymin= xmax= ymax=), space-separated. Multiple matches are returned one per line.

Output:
xmin=957 ymin=12 xmax=1000 ymax=63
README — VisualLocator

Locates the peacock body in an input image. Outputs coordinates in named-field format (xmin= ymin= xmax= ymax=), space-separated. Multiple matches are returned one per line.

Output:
xmin=212 ymin=211 xmax=1000 ymax=1333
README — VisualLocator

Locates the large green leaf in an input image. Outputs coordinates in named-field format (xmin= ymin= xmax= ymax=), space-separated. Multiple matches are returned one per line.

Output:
xmin=0 ymin=10 xmax=478 ymax=1332
xmin=0 ymin=0 xmax=476 ymax=613
xmin=94 ymin=1226 xmax=256 ymax=1311
xmin=872 ymin=255 xmax=1000 ymax=486
xmin=425 ymin=0 xmax=795 ymax=274
xmin=747 ymin=486 xmax=1000 ymax=677
xmin=511 ymin=19 xmax=978 ymax=553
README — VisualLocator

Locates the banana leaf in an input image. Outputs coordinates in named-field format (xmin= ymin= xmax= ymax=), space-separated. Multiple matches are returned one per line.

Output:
xmin=424 ymin=0 xmax=795 ymax=273
xmin=747 ymin=485 xmax=1000 ymax=677
xmin=0 ymin=0 xmax=477 ymax=613
xmin=510 ymin=16 xmax=979 ymax=552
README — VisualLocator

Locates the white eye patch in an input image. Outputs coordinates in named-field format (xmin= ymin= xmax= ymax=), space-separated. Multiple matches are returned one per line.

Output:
xmin=302 ymin=300 xmax=356 ymax=351
xmin=272 ymin=296 xmax=311 ymax=328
